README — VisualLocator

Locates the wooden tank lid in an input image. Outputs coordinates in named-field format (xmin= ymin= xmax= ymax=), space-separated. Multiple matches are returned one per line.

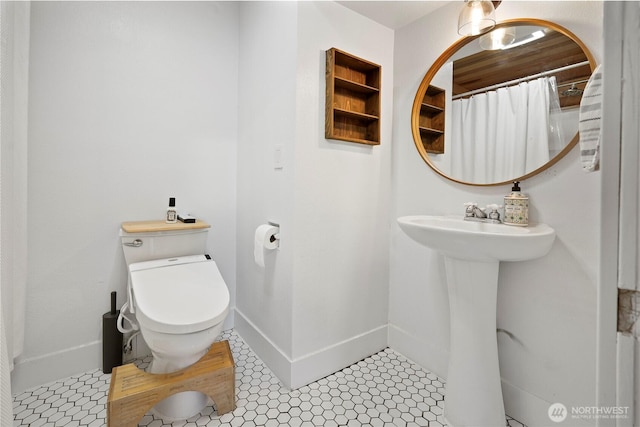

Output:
xmin=121 ymin=220 xmax=211 ymax=233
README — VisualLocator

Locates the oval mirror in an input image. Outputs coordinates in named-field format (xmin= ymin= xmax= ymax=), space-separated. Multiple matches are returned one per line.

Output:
xmin=411 ymin=19 xmax=596 ymax=186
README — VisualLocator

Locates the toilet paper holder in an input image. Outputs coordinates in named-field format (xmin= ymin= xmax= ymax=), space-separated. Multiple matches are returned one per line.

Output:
xmin=255 ymin=222 xmax=280 ymax=268
xmin=268 ymin=221 xmax=280 ymax=244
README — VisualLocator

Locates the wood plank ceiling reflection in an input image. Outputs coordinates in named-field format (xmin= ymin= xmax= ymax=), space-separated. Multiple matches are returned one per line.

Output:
xmin=453 ymin=30 xmax=591 ymax=108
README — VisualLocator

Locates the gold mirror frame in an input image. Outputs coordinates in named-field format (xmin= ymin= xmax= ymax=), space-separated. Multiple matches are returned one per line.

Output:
xmin=411 ymin=18 xmax=596 ymax=186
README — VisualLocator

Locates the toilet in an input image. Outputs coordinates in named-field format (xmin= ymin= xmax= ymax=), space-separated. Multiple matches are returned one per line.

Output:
xmin=118 ymin=220 xmax=230 ymax=421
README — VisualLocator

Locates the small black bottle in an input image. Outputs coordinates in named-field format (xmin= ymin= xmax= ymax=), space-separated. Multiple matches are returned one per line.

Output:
xmin=166 ymin=197 xmax=177 ymax=223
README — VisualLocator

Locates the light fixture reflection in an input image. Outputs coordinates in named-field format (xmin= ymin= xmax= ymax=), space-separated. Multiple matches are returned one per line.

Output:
xmin=457 ymin=0 xmax=496 ymax=36
xmin=479 ymin=27 xmax=516 ymax=50
xmin=502 ymin=30 xmax=546 ymax=50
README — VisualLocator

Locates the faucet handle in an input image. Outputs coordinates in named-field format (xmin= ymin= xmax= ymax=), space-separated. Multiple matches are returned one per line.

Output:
xmin=486 ymin=204 xmax=502 ymax=221
xmin=464 ymin=202 xmax=477 ymax=217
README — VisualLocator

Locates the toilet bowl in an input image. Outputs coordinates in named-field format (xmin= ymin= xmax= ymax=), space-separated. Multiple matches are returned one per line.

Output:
xmin=118 ymin=222 xmax=230 ymax=421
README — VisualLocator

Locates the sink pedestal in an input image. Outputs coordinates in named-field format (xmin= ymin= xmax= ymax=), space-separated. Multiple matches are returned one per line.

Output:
xmin=443 ymin=257 xmax=505 ymax=427
xmin=397 ymin=215 xmax=556 ymax=427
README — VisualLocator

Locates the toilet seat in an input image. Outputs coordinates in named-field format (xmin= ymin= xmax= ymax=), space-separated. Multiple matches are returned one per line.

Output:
xmin=130 ymin=255 xmax=230 ymax=335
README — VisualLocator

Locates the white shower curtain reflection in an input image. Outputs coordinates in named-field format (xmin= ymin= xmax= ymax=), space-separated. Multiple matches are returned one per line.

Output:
xmin=451 ymin=76 xmax=556 ymax=183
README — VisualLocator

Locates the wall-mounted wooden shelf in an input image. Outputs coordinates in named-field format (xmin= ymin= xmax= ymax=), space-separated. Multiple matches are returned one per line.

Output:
xmin=325 ymin=48 xmax=381 ymax=145
xmin=418 ymin=85 xmax=445 ymax=154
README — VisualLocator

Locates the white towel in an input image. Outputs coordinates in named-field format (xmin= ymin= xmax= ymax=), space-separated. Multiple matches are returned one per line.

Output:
xmin=578 ymin=64 xmax=603 ymax=172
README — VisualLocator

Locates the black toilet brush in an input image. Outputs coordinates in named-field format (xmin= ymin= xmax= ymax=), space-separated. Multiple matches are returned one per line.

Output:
xmin=102 ymin=291 xmax=123 ymax=373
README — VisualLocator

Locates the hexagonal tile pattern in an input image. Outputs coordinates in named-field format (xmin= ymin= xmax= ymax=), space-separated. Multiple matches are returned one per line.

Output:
xmin=13 ymin=330 xmax=527 ymax=426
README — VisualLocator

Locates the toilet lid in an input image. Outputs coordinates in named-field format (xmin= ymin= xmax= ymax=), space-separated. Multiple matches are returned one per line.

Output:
xmin=130 ymin=256 xmax=229 ymax=334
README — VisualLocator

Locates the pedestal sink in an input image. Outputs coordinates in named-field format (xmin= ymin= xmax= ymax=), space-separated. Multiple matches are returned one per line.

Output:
xmin=397 ymin=215 xmax=555 ymax=427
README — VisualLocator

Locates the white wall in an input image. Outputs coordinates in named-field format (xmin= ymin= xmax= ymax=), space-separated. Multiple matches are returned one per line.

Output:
xmin=236 ymin=1 xmax=393 ymax=389
xmin=291 ymin=1 xmax=392 ymax=385
xmin=235 ymin=0 xmax=298 ymax=385
xmin=391 ymin=2 xmax=603 ymax=426
xmin=13 ymin=1 xmax=239 ymax=392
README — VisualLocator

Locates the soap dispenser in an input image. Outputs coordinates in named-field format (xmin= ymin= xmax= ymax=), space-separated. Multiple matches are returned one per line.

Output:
xmin=503 ymin=182 xmax=528 ymax=226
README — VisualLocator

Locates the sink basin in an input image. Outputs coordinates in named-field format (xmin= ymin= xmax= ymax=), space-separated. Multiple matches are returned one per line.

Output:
xmin=397 ymin=215 xmax=556 ymax=427
xmin=397 ymin=215 xmax=555 ymax=262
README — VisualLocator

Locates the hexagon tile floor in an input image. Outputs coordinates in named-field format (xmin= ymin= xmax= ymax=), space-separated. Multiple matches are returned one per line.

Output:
xmin=13 ymin=329 xmax=526 ymax=427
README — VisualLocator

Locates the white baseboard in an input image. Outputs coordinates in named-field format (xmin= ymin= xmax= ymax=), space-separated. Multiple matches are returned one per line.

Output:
xmin=387 ymin=323 xmax=449 ymax=380
xmin=11 ymin=341 xmax=102 ymax=394
xmin=290 ymin=324 xmax=388 ymax=390
xmin=235 ymin=308 xmax=387 ymax=390
xmin=234 ymin=309 xmax=293 ymax=387
xmin=502 ymin=380 xmax=595 ymax=427
xmin=12 ymin=307 xmax=237 ymax=394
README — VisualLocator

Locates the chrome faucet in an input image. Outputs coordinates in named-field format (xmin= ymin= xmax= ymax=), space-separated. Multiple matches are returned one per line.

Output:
xmin=473 ymin=206 xmax=487 ymax=219
xmin=464 ymin=203 xmax=502 ymax=223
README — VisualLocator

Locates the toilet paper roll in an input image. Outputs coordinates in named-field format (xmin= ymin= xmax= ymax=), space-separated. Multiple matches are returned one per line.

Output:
xmin=254 ymin=224 xmax=279 ymax=268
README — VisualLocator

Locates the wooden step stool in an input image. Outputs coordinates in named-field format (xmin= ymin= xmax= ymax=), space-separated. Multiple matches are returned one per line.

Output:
xmin=107 ymin=340 xmax=235 ymax=427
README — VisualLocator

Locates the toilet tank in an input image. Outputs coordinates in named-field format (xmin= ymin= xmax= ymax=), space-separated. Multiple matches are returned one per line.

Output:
xmin=120 ymin=221 xmax=210 ymax=265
